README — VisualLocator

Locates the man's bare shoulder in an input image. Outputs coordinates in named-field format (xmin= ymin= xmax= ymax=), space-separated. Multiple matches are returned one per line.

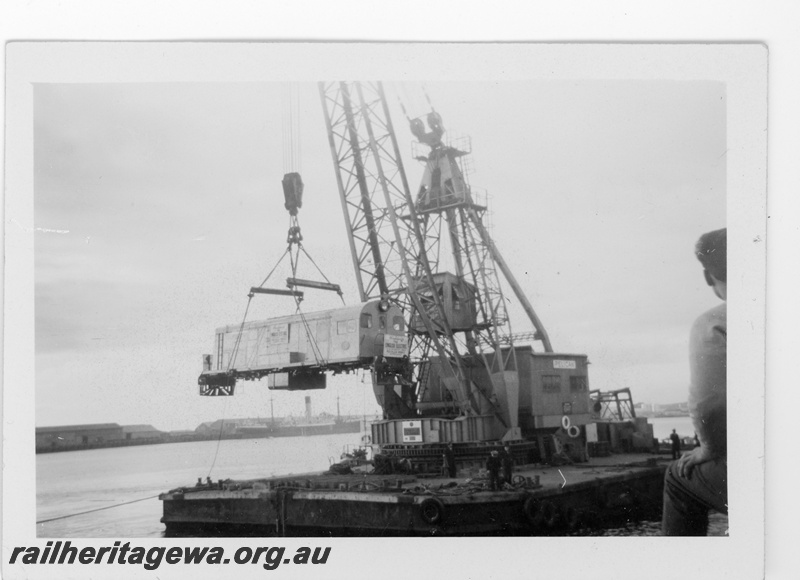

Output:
xmin=691 ymin=303 xmax=727 ymax=343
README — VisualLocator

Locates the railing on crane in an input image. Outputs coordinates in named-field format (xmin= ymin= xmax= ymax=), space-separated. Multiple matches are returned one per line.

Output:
xmin=589 ymin=388 xmax=638 ymax=422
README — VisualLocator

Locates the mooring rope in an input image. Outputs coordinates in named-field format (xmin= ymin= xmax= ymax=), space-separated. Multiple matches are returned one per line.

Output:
xmin=206 ymin=394 xmax=231 ymax=479
xmin=36 ymin=494 xmax=161 ymax=525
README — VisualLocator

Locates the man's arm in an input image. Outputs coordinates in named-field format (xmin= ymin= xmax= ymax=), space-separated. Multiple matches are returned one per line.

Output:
xmin=679 ymin=305 xmax=726 ymax=477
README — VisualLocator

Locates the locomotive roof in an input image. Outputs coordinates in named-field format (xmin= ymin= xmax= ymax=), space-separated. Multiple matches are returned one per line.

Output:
xmin=215 ymin=300 xmax=399 ymax=334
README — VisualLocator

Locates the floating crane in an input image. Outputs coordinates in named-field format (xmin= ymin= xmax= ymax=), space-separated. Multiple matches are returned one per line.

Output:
xmin=319 ymin=82 xmax=590 ymax=451
xmin=199 ymin=82 xmax=592 ymax=461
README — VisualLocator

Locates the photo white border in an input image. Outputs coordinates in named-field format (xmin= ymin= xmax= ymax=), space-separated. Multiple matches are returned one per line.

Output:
xmin=3 ymin=39 xmax=768 ymax=580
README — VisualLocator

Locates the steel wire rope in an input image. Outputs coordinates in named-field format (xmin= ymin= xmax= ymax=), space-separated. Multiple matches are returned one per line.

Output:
xmin=282 ymin=86 xmax=290 ymax=174
xmin=282 ymin=83 xmax=302 ymax=174
xmin=298 ymin=245 xmax=347 ymax=306
xmin=288 ymin=242 xmax=326 ymax=367
xmin=36 ymin=494 xmax=162 ymax=525
xmin=292 ymin=294 xmax=324 ymax=367
xmin=205 ymin=376 xmax=233 ymax=479
xmin=207 ymin=83 xmax=306 ymax=482
xmin=206 ymin=248 xmax=291 ymax=478
xmin=288 ymin=84 xmax=295 ymax=171
xmin=294 ymin=84 xmax=302 ymax=174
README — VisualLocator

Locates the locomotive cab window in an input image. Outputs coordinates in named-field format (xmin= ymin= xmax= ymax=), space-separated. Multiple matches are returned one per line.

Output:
xmin=360 ymin=313 xmax=373 ymax=329
xmin=379 ymin=315 xmax=386 ymax=330
xmin=337 ymin=319 xmax=356 ymax=335
xmin=392 ymin=316 xmax=404 ymax=331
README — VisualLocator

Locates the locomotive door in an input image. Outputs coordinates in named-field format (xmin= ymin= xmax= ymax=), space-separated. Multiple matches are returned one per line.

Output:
xmin=312 ymin=317 xmax=331 ymax=363
xmin=329 ymin=314 xmax=358 ymax=363
xmin=373 ymin=313 xmax=386 ymax=358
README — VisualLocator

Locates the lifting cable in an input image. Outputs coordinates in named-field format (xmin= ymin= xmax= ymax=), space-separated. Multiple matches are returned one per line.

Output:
xmin=278 ymin=82 xmax=340 ymax=366
xmin=206 ymin=83 xmax=338 ymax=473
xmin=206 ymin=210 xmax=339 ymax=475
xmin=282 ymin=83 xmax=302 ymax=175
xmin=227 ymin=247 xmax=290 ymax=371
xmin=394 ymin=82 xmax=431 ymax=125
xmin=288 ymin=237 xmax=326 ymax=367
xmin=298 ymin=245 xmax=346 ymax=305
xmin=394 ymin=83 xmax=420 ymax=122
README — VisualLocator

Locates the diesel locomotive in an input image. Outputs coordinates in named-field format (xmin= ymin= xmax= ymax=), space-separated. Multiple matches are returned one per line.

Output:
xmin=198 ymin=299 xmax=408 ymax=394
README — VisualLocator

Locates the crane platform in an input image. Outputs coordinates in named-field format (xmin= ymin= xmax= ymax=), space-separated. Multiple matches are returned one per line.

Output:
xmin=160 ymin=453 xmax=667 ymax=537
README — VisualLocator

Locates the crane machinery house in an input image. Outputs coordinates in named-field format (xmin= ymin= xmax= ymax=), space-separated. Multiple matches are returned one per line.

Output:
xmin=379 ymin=347 xmax=591 ymax=444
xmin=410 ymin=272 xmax=478 ymax=333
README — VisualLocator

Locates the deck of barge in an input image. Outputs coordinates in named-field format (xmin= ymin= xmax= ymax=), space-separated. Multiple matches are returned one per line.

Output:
xmin=160 ymin=453 xmax=668 ymax=536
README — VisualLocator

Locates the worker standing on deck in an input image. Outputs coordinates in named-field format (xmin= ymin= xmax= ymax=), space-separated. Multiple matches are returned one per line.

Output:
xmin=669 ymin=429 xmax=681 ymax=460
xmin=443 ymin=443 xmax=457 ymax=478
xmin=662 ymin=228 xmax=728 ymax=536
xmin=501 ymin=445 xmax=514 ymax=484
xmin=486 ymin=450 xmax=502 ymax=491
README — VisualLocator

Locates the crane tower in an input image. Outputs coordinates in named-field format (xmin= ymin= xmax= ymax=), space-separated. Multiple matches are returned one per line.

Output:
xmin=320 ymin=82 xmax=560 ymax=443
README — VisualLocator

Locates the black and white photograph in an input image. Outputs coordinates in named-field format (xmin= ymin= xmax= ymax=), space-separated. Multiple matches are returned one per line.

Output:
xmin=3 ymin=33 xmax=774 ymax=580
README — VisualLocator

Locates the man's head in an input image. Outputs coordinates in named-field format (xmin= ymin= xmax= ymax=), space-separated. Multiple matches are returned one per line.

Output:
xmin=491 ymin=450 xmax=499 ymax=457
xmin=695 ymin=228 xmax=727 ymax=300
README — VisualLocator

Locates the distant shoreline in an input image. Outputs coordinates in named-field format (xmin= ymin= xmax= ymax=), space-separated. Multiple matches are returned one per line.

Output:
xmin=36 ymin=432 xmax=252 ymax=454
xmin=36 ymin=420 xmax=363 ymax=454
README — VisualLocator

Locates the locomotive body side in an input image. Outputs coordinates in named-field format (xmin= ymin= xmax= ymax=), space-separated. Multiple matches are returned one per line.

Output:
xmin=212 ymin=300 xmax=407 ymax=375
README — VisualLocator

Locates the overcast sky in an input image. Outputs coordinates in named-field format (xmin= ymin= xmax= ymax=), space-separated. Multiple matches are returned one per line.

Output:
xmin=34 ymin=80 xmax=725 ymax=431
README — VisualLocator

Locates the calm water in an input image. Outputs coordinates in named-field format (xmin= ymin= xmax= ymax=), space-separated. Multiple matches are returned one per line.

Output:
xmin=37 ymin=433 xmax=363 ymax=537
xmin=648 ymin=415 xmax=696 ymax=441
xmin=37 ymin=419 xmax=726 ymax=537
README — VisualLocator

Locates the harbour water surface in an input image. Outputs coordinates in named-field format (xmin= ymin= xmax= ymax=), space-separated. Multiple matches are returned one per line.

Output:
xmin=37 ymin=417 xmax=726 ymax=538
xmin=37 ymin=432 xmax=362 ymax=537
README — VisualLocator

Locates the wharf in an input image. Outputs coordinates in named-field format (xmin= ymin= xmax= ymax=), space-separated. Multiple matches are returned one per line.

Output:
xmin=160 ymin=453 xmax=668 ymax=536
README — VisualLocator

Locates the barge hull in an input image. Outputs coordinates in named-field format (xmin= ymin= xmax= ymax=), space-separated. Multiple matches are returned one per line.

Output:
xmin=161 ymin=455 xmax=667 ymax=536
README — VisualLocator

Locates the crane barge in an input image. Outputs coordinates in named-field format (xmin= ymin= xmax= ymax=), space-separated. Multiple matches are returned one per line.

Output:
xmin=199 ymin=82 xmax=591 ymax=463
xmin=161 ymin=82 xmax=666 ymax=536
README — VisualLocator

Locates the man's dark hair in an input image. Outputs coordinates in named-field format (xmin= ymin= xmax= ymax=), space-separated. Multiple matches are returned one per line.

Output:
xmin=695 ymin=228 xmax=727 ymax=283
